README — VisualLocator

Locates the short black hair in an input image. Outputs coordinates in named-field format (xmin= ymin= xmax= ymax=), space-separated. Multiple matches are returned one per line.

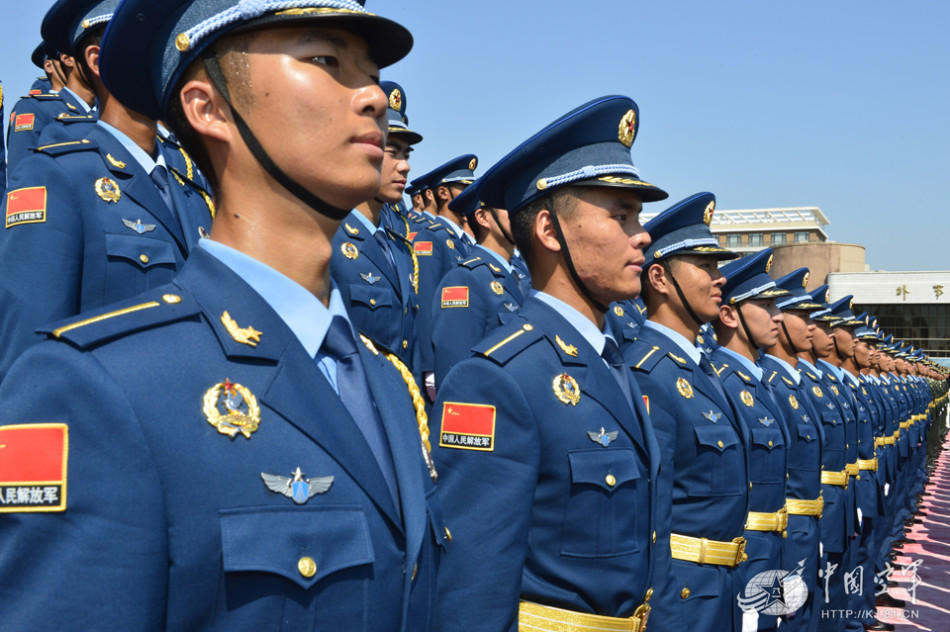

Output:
xmin=510 ymin=188 xmax=578 ymax=264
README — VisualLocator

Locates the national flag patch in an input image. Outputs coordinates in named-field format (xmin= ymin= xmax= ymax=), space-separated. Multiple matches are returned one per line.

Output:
xmin=441 ymin=286 xmax=470 ymax=308
xmin=6 ymin=187 xmax=47 ymax=228
xmin=643 ymin=395 xmax=650 ymax=415
xmin=407 ymin=231 xmax=418 ymax=241
xmin=440 ymin=402 xmax=496 ymax=451
xmin=14 ymin=113 xmax=35 ymax=132
xmin=414 ymin=240 xmax=433 ymax=256
xmin=0 ymin=424 xmax=68 ymax=512
xmin=29 ymin=89 xmax=42 ymax=95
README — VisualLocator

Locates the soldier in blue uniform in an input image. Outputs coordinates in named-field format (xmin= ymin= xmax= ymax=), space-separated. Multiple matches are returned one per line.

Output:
xmin=429 ymin=182 xmax=525 ymax=385
xmin=331 ymin=80 xmax=422 ymax=367
xmin=0 ymin=1 xmax=443 ymax=630
xmin=431 ymin=95 xmax=667 ymax=631
xmin=607 ymin=296 xmax=647 ymax=348
xmin=759 ymin=267 xmax=826 ymax=632
xmin=709 ymin=249 xmax=791 ymax=632
xmin=0 ymin=0 xmax=214 ymax=380
xmin=31 ymin=41 xmax=65 ymax=96
xmin=627 ymin=192 xmax=749 ymax=632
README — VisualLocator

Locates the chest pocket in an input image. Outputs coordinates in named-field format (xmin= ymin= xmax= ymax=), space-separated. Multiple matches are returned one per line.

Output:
xmin=691 ymin=424 xmax=744 ymax=495
xmin=105 ymin=233 xmax=177 ymax=269
xmin=789 ymin=422 xmax=821 ymax=471
xmin=820 ymin=410 xmax=845 ymax=467
xmin=562 ymin=448 xmax=647 ymax=558
xmin=349 ymin=283 xmax=394 ymax=311
xmin=749 ymin=427 xmax=785 ymax=483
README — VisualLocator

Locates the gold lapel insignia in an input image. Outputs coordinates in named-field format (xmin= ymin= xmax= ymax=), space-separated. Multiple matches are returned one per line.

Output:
xmin=553 ymin=373 xmax=581 ymax=406
xmin=105 ymin=153 xmax=126 ymax=169
xmin=830 ymin=385 xmax=839 ymax=396
xmin=703 ymin=200 xmax=715 ymax=225
xmin=676 ymin=377 xmax=694 ymax=399
xmin=221 ymin=311 xmax=262 ymax=347
xmin=613 ymin=305 xmax=625 ymax=317
xmin=446 ymin=239 xmax=456 ymax=250
xmin=740 ymin=390 xmax=755 ymax=407
xmin=341 ymin=242 xmax=359 ymax=260
xmin=203 ymin=379 xmax=261 ymax=439
xmin=789 ymin=394 xmax=800 ymax=410
xmin=618 ymin=108 xmax=636 ymax=147
xmin=94 ymin=177 xmax=121 ymax=203
xmin=555 ymin=334 xmax=578 ymax=357
xmin=812 ymin=385 xmax=823 ymax=398
xmin=490 ymin=280 xmax=504 ymax=295
xmin=344 ymin=223 xmax=360 ymax=236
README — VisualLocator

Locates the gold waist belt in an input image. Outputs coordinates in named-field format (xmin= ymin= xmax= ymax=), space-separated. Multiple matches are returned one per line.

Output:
xmin=745 ymin=506 xmax=789 ymax=536
xmin=845 ymin=462 xmax=860 ymax=477
xmin=821 ymin=469 xmax=849 ymax=487
xmin=518 ymin=597 xmax=652 ymax=632
xmin=786 ymin=496 xmax=823 ymax=518
xmin=857 ymin=458 xmax=878 ymax=471
xmin=669 ymin=533 xmax=748 ymax=567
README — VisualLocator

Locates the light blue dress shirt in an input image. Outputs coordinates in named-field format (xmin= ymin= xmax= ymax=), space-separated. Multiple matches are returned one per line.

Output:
xmin=641 ymin=319 xmax=702 ymax=366
xmin=763 ymin=354 xmax=802 ymax=384
xmin=716 ymin=346 xmax=764 ymax=381
xmin=475 ymin=244 xmax=514 ymax=274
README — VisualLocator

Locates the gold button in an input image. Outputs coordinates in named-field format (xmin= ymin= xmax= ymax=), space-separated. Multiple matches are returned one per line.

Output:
xmin=297 ymin=556 xmax=317 ymax=578
xmin=807 ymin=434 xmax=811 ymax=440
xmin=370 ymin=298 xmax=376 ymax=306
xmin=645 ymin=587 xmax=654 ymax=601
xmin=444 ymin=526 xmax=453 ymax=542
xmin=411 ymin=563 xmax=418 ymax=581
xmin=402 ymin=340 xmax=408 ymax=349
xmin=139 ymin=254 xmax=149 ymax=264
xmin=681 ymin=587 xmax=691 ymax=599
xmin=768 ymin=440 xmax=774 ymax=447
xmin=605 ymin=474 xmax=617 ymax=487
xmin=652 ymin=530 xmax=657 ymax=543
xmin=717 ymin=440 xmax=725 ymax=448
xmin=523 ymin=324 xmax=534 ymax=331
xmin=846 ymin=443 xmax=849 ymax=448
xmin=162 ymin=294 xmax=181 ymax=304
xmin=749 ymin=481 xmax=753 ymax=488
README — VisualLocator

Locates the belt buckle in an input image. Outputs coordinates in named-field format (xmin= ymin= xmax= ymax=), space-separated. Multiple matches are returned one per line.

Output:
xmin=633 ymin=601 xmax=651 ymax=632
xmin=732 ymin=536 xmax=747 ymax=565
xmin=778 ymin=506 xmax=788 ymax=536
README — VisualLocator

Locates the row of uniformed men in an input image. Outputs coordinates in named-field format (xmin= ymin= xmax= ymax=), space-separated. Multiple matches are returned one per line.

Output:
xmin=1 ymin=1 xmax=948 ymax=632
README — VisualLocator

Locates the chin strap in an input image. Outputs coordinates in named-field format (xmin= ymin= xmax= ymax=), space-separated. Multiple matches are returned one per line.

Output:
xmin=488 ymin=207 xmax=516 ymax=246
xmin=202 ymin=54 xmax=350 ymax=221
xmin=781 ymin=321 xmax=797 ymax=354
xmin=546 ymin=196 xmax=608 ymax=314
xmin=660 ymin=260 xmax=704 ymax=329
xmin=734 ymin=302 xmax=760 ymax=355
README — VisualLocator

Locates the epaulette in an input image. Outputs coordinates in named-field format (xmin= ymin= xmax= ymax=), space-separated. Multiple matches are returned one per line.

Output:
xmin=460 ymin=256 xmax=484 ymax=269
xmin=766 ymin=370 xmax=779 ymax=384
xmin=39 ymin=287 xmax=199 ymax=350
xmin=55 ymin=113 xmax=96 ymax=124
xmin=26 ymin=93 xmax=62 ymax=101
xmin=630 ymin=342 xmax=664 ymax=372
xmin=473 ymin=321 xmax=543 ymax=365
xmin=426 ymin=222 xmax=444 ymax=232
xmin=34 ymin=138 xmax=98 ymax=157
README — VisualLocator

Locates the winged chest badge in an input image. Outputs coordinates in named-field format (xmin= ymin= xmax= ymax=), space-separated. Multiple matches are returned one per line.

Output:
xmin=261 ymin=468 xmax=334 ymax=505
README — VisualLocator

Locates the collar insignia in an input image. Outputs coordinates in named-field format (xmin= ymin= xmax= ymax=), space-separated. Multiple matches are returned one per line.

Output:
xmin=261 ymin=467 xmax=334 ymax=505
xmin=221 ymin=311 xmax=262 ymax=347
xmin=703 ymin=410 xmax=722 ymax=423
xmin=553 ymin=373 xmax=581 ymax=406
xmin=105 ymin=153 xmax=126 ymax=169
xmin=488 ymin=263 xmax=502 ymax=274
xmin=360 ymin=272 xmax=381 ymax=285
xmin=94 ymin=177 xmax=121 ymax=203
xmin=344 ymin=223 xmax=360 ymax=235
xmin=555 ymin=334 xmax=578 ymax=357
xmin=122 ymin=218 xmax=155 ymax=234
xmin=676 ymin=377 xmax=694 ymax=399
xmin=203 ymin=379 xmax=261 ymax=439
xmin=740 ymin=390 xmax=755 ymax=407
xmin=588 ymin=427 xmax=619 ymax=447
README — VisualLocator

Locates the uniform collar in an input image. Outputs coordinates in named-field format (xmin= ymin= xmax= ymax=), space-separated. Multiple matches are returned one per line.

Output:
xmin=797 ymin=357 xmax=823 ymax=379
xmin=96 ymin=120 xmax=163 ymax=174
xmin=642 ymin=320 xmax=702 ymax=366
xmin=716 ymin=346 xmax=763 ymax=381
xmin=61 ymin=86 xmax=93 ymax=113
xmin=199 ymin=239 xmax=349 ymax=358
xmin=439 ymin=215 xmax=465 ymax=240
xmin=817 ymin=358 xmax=844 ymax=381
xmin=532 ymin=290 xmax=609 ymax=357
xmin=350 ymin=208 xmax=379 ymax=234
xmin=475 ymin=244 xmax=513 ymax=274
xmin=763 ymin=354 xmax=801 ymax=384
xmin=841 ymin=370 xmax=860 ymax=387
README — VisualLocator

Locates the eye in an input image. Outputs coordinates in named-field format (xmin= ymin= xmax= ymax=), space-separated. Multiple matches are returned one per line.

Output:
xmin=311 ymin=55 xmax=339 ymax=68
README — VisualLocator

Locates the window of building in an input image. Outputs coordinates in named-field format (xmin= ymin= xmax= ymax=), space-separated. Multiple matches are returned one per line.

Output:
xmin=771 ymin=232 xmax=786 ymax=245
xmin=748 ymin=233 xmax=764 ymax=247
xmin=795 ymin=231 xmax=810 ymax=243
xmin=726 ymin=234 xmax=741 ymax=247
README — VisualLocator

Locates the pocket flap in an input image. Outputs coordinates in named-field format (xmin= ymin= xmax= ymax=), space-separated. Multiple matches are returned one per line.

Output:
xmin=693 ymin=424 xmax=740 ymax=452
xmin=797 ymin=423 xmax=817 ymax=442
xmin=220 ymin=506 xmax=375 ymax=590
xmin=105 ymin=233 xmax=176 ymax=268
xmin=751 ymin=427 xmax=784 ymax=450
xmin=820 ymin=410 xmax=840 ymax=427
xmin=568 ymin=448 xmax=640 ymax=493
xmin=349 ymin=283 xmax=393 ymax=310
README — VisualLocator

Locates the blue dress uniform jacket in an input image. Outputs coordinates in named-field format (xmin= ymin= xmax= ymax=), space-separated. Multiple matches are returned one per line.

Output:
xmin=430 ymin=251 xmax=524 ymax=385
xmin=0 ymin=249 xmax=443 ymax=631
xmin=606 ymin=299 xmax=646 ymax=349
xmin=0 ymin=125 xmax=212 ymax=378
xmin=627 ymin=325 xmax=749 ymax=632
xmin=331 ymin=212 xmax=416 ymax=366
xmin=5 ymin=89 xmax=89 ymax=176
xmin=431 ymin=297 xmax=659 ymax=632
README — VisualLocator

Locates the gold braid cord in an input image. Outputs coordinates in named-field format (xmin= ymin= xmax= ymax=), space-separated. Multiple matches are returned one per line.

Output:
xmin=178 ymin=146 xmax=216 ymax=219
xmin=399 ymin=215 xmax=420 ymax=295
xmin=359 ymin=334 xmax=437 ymax=481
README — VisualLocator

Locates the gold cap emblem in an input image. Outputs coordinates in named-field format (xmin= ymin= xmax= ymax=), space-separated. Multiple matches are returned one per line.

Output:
xmin=468 ymin=157 xmax=478 ymax=172
xmin=203 ymin=379 xmax=261 ymax=439
xmin=676 ymin=377 xmax=694 ymax=399
xmin=618 ymin=108 xmax=636 ymax=147
xmin=802 ymin=272 xmax=809 ymax=288
xmin=766 ymin=254 xmax=773 ymax=274
xmin=703 ymin=201 xmax=715 ymax=226
xmin=175 ymin=32 xmax=191 ymax=52
xmin=553 ymin=373 xmax=581 ymax=406
xmin=341 ymin=242 xmax=359 ymax=260
xmin=94 ymin=177 xmax=121 ymax=203
xmin=389 ymin=88 xmax=402 ymax=111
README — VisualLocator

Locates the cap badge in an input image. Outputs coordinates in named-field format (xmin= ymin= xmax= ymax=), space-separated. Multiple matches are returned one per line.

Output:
xmin=490 ymin=280 xmax=504 ymax=295
xmin=341 ymin=242 xmax=359 ymax=260
xmin=703 ymin=200 xmax=715 ymax=226
xmin=676 ymin=377 xmax=694 ymax=399
xmin=468 ymin=157 xmax=478 ymax=171
xmin=553 ymin=373 xmax=581 ymax=406
xmin=555 ymin=334 xmax=578 ymax=357
xmin=588 ymin=427 xmax=619 ymax=447
xmin=789 ymin=394 xmax=799 ymax=410
xmin=618 ymin=108 xmax=636 ymax=147
xmin=221 ymin=311 xmax=262 ymax=347
xmin=94 ymin=177 xmax=121 ymax=203
xmin=122 ymin=218 xmax=155 ymax=234
xmin=203 ymin=379 xmax=261 ymax=439
xmin=261 ymin=468 xmax=334 ymax=505
xmin=766 ymin=254 xmax=774 ymax=273
xmin=389 ymin=88 xmax=402 ymax=111
xmin=740 ymin=390 xmax=755 ymax=407
xmin=824 ymin=290 xmax=830 ymax=303
xmin=802 ymin=272 xmax=809 ymax=288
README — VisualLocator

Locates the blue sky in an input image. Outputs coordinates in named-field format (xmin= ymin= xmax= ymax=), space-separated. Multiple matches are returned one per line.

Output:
xmin=4 ymin=1 xmax=948 ymax=271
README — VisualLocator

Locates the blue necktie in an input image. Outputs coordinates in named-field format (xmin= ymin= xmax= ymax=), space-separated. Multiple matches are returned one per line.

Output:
xmin=150 ymin=164 xmax=174 ymax=212
xmin=321 ymin=316 xmax=399 ymax=507
xmin=602 ymin=337 xmax=633 ymax=409
xmin=374 ymin=228 xmax=397 ymax=270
